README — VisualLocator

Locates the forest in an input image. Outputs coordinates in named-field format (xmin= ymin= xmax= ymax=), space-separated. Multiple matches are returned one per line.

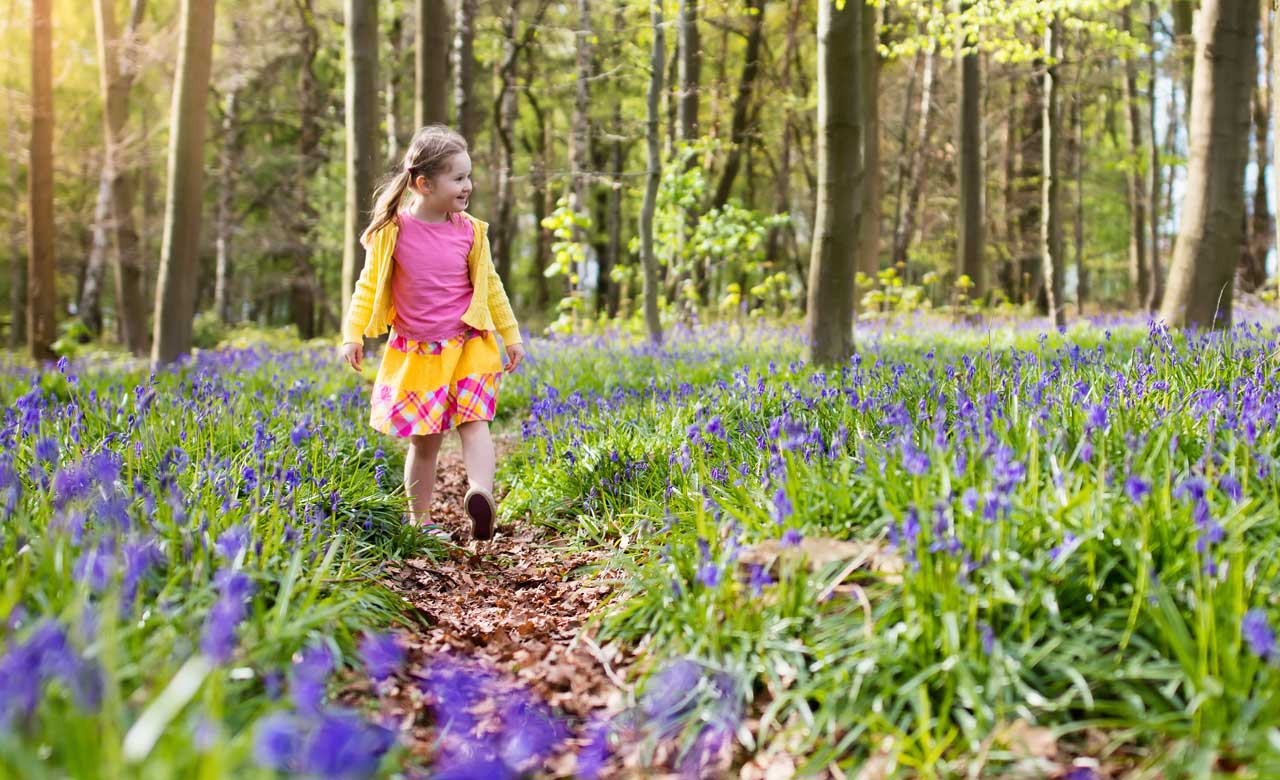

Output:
xmin=3 ymin=0 xmax=1280 ymax=779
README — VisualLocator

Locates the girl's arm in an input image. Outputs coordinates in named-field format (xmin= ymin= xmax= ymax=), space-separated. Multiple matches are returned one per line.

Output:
xmin=341 ymin=239 xmax=379 ymax=344
xmin=482 ymin=232 xmax=523 ymax=346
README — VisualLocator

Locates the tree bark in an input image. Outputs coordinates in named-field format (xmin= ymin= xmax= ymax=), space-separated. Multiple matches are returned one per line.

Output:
xmin=416 ymin=0 xmax=449 ymax=126
xmin=292 ymin=0 xmax=324 ymax=340
xmin=1042 ymin=13 xmax=1066 ymax=328
xmin=1146 ymin=0 xmax=1164 ymax=310
xmin=28 ymin=0 xmax=56 ymax=362
xmin=711 ymin=0 xmax=766 ymax=209
xmin=858 ymin=0 xmax=881 ymax=283
xmin=641 ymin=0 xmax=665 ymax=345
xmin=1121 ymin=4 xmax=1149 ymax=308
xmin=678 ymin=0 xmax=700 ymax=142
xmin=806 ymin=0 xmax=860 ymax=365
xmin=79 ymin=169 xmax=112 ymax=337
xmin=1160 ymin=0 xmax=1260 ymax=329
xmin=214 ymin=89 xmax=238 ymax=324
xmin=385 ymin=4 xmax=404 ymax=161
xmin=341 ymin=0 xmax=379 ymax=307
xmin=452 ymin=0 xmax=477 ymax=142
xmin=569 ymin=0 xmax=593 ymax=299
xmin=1241 ymin=0 xmax=1272 ymax=294
xmin=95 ymin=0 xmax=150 ymax=354
xmin=1273 ymin=0 xmax=1280 ymax=290
xmin=151 ymin=0 xmax=216 ymax=365
xmin=956 ymin=0 xmax=984 ymax=298
xmin=1173 ymin=0 xmax=1195 ymax=121
xmin=5 ymin=31 xmax=25 ymax=350
xmin=1071 ymin=92 xmax=1087 ymax=307
xmin=767 ymin=0 xmax=803 ymax=294
xmin=1018 ymin=73 xmax=1044 ymax=308
xmin=523 ymin=86 xmax=552 ymax=311
xmin=1000 ymin=76 xmax=1019 ymax=299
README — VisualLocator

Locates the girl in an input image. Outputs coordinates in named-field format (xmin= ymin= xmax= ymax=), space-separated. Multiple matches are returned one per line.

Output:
xmin=339 ymin=124 xmax=525 ymax=542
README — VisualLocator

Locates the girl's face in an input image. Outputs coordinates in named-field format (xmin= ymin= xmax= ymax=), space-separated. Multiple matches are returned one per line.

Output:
xmin=414 ymin=152 xmax=472 ymax=213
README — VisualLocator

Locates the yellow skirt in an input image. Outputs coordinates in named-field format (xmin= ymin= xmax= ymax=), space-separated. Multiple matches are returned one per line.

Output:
xmin=370 ymin=326 xmax=503 ymax=437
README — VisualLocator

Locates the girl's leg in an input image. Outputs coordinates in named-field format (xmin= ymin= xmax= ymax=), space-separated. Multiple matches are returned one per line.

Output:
xmin=456 ymin=420 xmax=495 ymax=493
xmin=405 ymin=432 xmax=445 ymax=523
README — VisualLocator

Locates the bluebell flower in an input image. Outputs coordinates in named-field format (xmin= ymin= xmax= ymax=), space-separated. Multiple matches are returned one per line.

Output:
xmin=1243 ymin=609 xmax=1276 ymax=662
xmin=771 ymin=486 xmax=793 ymax=523
xmin=253 ymin=712 xmax=302 ymax=771
xmin=359 ymin=632 xmax=404 ymax=683
xmin=215 ymin=525 xmax=249 ymax=562
xmin=1124 ymin=474 xmax=1151 ymax=503
xmin=781 ymin=528 xmax=803 ymax=547
xmin=747 ymin=563 xmax=774 ymax=596
xmin=575 ymin=714 xmax=613 ymax=780
xmin=298 ymin=708 xmax=395 ymax=779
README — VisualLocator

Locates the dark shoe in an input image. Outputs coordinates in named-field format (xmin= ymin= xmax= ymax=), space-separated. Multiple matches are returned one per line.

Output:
xmin=463 ymin=486 xmax=497 ymax=541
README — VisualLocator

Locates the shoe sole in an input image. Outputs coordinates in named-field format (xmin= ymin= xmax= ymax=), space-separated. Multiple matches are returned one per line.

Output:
xmin=466 ymin=492 xmax=495 ymax=541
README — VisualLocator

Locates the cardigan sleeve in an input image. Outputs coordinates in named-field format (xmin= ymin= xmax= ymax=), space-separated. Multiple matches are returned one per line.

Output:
xmin=481 ymin=231 xmax=523 ymax=346
xmin=341 ymin=240 xmax=378 ymax=344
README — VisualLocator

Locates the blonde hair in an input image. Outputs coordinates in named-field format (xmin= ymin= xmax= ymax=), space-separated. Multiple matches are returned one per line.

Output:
xmin=360 ymin=124 xmax=469 ymax=245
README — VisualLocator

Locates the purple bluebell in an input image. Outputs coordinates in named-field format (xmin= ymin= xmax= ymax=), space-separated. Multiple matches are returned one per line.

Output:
xmin=1243 ymin=609 xmax=1276 ymax=662
xmin=747 ymin=564 xmax=774 ymax=597
xmin=1124 ymin=474 xmax=1151 ymax=503
xmin=1219 ymin=473 xmax=1243 ymax=502
xmin=697 ymin=561 xmax=722 ymax=589
xmin=771 ymin=486 xmax=793 ymax=523
xmin=253 ymin=712 xmax=302 ymax=771
xmin=291 ymin=644 xmax=334 ymax=716
xmin=359 ymin=632 xmax=405 ymax=683
xmin=498 ymin=695 xmax=566 ymax=768
xmin=297 ymin=708 xmax=395 ymax=779
xmin=215 ymin=525 xmax=249 ymax=561
xmin=575 ymin=714 xmax=613 ymax=780
xmin=781 ymin=528 xmax=803 ymax=547
xmin=201 ymin=569 xmax=254 ymax=664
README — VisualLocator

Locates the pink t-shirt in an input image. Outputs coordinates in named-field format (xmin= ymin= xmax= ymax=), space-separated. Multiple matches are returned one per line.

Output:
xmin=389 ymin=211 xmax=476 ymax=342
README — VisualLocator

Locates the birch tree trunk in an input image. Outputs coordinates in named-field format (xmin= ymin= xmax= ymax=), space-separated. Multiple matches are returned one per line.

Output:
xmin=1121 ymin=4 xmax=1149 ymax=308
xmin=806 ymin=0 xmax=861 ymax=366
xmin=1160 ymin=0 xmax=1260 ymax=328
xmin=452 ymin=0 xmax=476 ymax=142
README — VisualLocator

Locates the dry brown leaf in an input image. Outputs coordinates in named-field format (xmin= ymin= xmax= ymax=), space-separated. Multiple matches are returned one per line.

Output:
xmin=1003 ymin=718 xmax=1059 ymax=760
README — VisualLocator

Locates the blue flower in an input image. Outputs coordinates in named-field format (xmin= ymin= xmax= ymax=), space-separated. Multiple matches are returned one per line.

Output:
xmin=771 ymin=487 xmax=793 ymax=523
xmin=298 ymin=708 xmax=395 ymax=779
xmin=1124 ymin=474 xmax=1150 ymax=503
xmin=781 ymin=528 xmax=803 ymax=547
xmin=1243 ymin=609 xmax=1276 ymax=662
xmin=253 ymin=712 xmax=302 ymax=771
xmin=359 ymin=632 xmax=404 ymax=683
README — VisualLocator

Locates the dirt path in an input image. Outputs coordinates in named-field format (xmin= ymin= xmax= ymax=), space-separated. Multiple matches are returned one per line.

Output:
xmin=343 ymin=435 xmax=637 ymax=777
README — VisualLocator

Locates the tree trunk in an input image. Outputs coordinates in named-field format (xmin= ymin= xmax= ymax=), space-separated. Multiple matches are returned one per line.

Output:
xmin=570 ymin=0 xmax=593 ymax=300
xmin=1000 ymin=75 xmax=1019 ymax=299
xmin=1121 ymin=4 xmax=1149 ymax=308
xmin=95 ymin=0 xmax=149 ymax=355
xmin=1018 ymin=73 xmax=1044 ymax=308
xmin=1173 ymin=0 xmax=1195 ymax=121
xmin=452 ymin=0 xmax=476 ymax=142
xmin=292 ymin=0 xmax=324 ymax=340
xmin=957 ymin=0 xmax=984 ymax=298
xmin=767 ymin=0 xmax=803 ymax=295
xmin=416 ymin=0 xmax=449 ymax=127
xmin=385 ymin=5 xmax=404 ymax=161
xmin=493 ymin=11 xmax=519 ymax=283
xmin=341 ymin=0 xmax=379 ymax=307
xmin=710 ymin=0 xmax=766 ymax=209
xmin=214 ymin=89 xmax=238 ymax=324
xmin=607 ymin=101 xmax=624 ymax=318
xmin=28 ymin=0 xmax=57 ymax=362
xmin=523 ymin=87 xmax=552 ymax=312
xmin=1273 ymin=0 xmax=1280 ymax=291
xmin=1042 ymin=14 xmax=1066 ymax=328
xmin=678 ymin=0 xmax=700 ymax=142
xmin=1072 ymin=92 xmax=1087 ymax=307
xmin=1146 ymin=0 xmax=1164 ymax=310
xmin=1160 ymin=0 xmax=1260 ymax=329
xmin=1241 ymin=0 xmax=1272 ymax=294
xmin=858 ymin=0 xmax=880 ymax=283
xmin=641 ymin=0 xmax=665 ymax=345
xmin=5 ymin=43 xmax=24 ymax=349
xmin=806 ymin=0 xmax=860 ymax=365
xmin=79 ymin=170 xmax=112 ymax=337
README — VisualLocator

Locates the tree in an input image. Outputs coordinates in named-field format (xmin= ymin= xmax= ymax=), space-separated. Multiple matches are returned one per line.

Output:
xmin=452 ymin=0 xmax=476 ymax=142
xmin=1120 ymin=3 xmax=1148 ymax=308
xmin=28 ymin=0 xmax=56 ymax=362
xmin=1160 ymin=0 xmax=1259 ymax=328
xmin=151 ymin=0 xmax=216 ymax=366
xmin=710 ymin=0 xmax=766 ymax=210
xmin=956 ymin=0 xmax=984 ymax=298
xmin=342 ymin=0 xmax=379 ymax=306
xmin=416 ymin=0 xmax=449 ymax=127
xmin=677 ymin=0 xmax=700 ymax=142
xmin=95 ymin=0 xmax=150 ymax=354
xmin=806 ymin=0 xmax=860 ymax=366
xmin=640 ymin=0 xmax=664 ymax=345
xmin=858 ymin=0 xmax=881 ymax=282
xmin=1041 ymin=12 xmax=1066 ymax=328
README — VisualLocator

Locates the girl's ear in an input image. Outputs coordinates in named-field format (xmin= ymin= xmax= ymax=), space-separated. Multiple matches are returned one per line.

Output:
xmin=414 ymin=174 xmax=430 ymax=194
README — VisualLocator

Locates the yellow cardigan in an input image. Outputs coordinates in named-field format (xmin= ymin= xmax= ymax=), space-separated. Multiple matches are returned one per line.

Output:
xmin=341 ymin=212 xmax=522 ymax=346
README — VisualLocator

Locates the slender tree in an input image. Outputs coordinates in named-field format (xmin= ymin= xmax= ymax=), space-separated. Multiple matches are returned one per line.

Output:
xmin=79 ymin=172 xmax=112 ymax=337
xmin=95 ymin=0 xmax=150 ymax=354
xmin=1161 ymin=0 xmax=1260 ymax=328
xmin=1121 ymin=4 xmax=1149 ymax=307
xmin=416 ymin=0 xmax=449 ymax=126
xmin=956 ymin=0 xmax=984 ymax=298
xmin=213 ymin=88 xmax=239 ymax=323
xmin=1146 ymin=0 xmax=1164 ymax=310
xmin=452 ymin=0 xmax=476 ymax=142
xmin=28 ymin=0 xmax=56 ymax=362
xmin=806 ymin=0 xmax=861 ymax=365
xmin=711 ymin=0 xmax=766 ymax=209
xmin=5 ymin=27 xmax=25 ymax=349
xmin=678 ymin=0 xmax=700 ymax=142
xmin=859 ymin=0 xmax=881 ymax=282
xmin=342 ymin=0 xmax=379 ymax=305
xmin=151 ymin=0 xmax=216 ymax=366
xmin=640 ymin=0 xmax=665 ymax=344
xmin=1042 ymin=13 xmax=1066 ymax=328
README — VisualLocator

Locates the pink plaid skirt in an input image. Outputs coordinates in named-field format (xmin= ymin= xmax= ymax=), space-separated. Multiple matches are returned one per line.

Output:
xmin=369 ymin=326 xmax=503 ymax=437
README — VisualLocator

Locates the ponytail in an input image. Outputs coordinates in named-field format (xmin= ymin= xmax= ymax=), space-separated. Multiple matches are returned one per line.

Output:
xmin=359 ymin=124 xmax=468 ymax=246
xmin=360 ymin=171 xmax=411 ymax=248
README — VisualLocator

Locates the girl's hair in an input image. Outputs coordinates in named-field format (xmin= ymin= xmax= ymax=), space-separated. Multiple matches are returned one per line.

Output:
xmin=360 ymin=124 xmax=469 ymax=245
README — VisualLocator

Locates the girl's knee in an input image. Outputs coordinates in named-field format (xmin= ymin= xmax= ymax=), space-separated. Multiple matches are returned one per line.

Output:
xmin=410 ymin=432 xmax=443 ymax=452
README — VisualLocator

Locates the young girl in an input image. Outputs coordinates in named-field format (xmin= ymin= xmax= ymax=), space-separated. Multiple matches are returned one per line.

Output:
xmin=339 ymin=124 xmax=525 ymax=542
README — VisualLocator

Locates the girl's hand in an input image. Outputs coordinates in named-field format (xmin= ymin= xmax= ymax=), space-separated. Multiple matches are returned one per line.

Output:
xmin=503 ymin=343 xmax=526 ymax=373
xmin=340 ymin=341 xmax=363 ymax=372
